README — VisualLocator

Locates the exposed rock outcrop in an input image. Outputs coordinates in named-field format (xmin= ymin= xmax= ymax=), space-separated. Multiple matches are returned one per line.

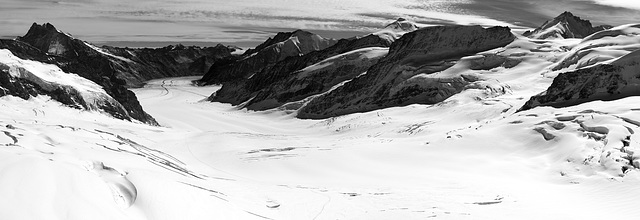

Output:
xmin=100 ymin=44 xmax=235 ymax=86
xmin=523 ymin=11 xmax=611 ymax=39
xmin=17 ymin=23 xmax=236 ymax=87
xmin=208 ymin=34 xmax=392 ymax=106
xmin=0 ymin=22 xmax=235 ymax=125
xmin=297 ymin=25 xmax=516 ymax=119
xmin=200 ymin=30 xmax=338 ymax=84
xmin=520 ymin=49 xmax=640 ymax=111
xmin=0 ymin=39 xmax=156 ymax=124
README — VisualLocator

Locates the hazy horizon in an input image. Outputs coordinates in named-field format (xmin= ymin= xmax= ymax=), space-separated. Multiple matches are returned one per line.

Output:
xmin=3 ymin=0 xmax=640 ymax=48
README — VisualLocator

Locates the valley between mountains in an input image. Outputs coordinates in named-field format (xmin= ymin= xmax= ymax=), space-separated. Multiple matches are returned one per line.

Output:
xmin=1 ymin=11 xmax=640 ymax=220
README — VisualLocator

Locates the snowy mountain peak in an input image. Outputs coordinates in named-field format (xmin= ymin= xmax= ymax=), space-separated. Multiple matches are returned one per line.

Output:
xmin=374 ymin=18 xmax=420 ymax=44
xmin=384 ymin=17 xmax=419 ymax=33
xmin=524 ymin=11 xmax=611 ymax=39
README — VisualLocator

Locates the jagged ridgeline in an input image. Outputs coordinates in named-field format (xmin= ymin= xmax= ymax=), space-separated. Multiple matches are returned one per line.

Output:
xmin=524 ymin=11 xmax=612 ymax=39
xmin=0 ymin=23 xmax=236 ymax=125
xmin=298 ymin=25 xmax=515 ymax=119
xmin=202 ymin=11 xmax=640 ymax=119
xmin=202 ymin=21 xmax=514 ymax=119
xmin=518 ymin=12 xmax=640 ymax=111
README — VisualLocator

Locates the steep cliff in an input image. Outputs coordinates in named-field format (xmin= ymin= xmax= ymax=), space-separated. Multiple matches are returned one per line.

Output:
xmin=208 ymin=34 xmax=392 ymax=106
xmin=0 ymin=39 xmax=155 ymax=124
xmin=200 ymin=30 xmax=338 ymax=84
xmin=0 ymin=22 xmax=235 ymax=125
xmin=17 ymin=23 xmax=235 ymax=87
xmin=298 ymin=25 xmax=515 ymax=119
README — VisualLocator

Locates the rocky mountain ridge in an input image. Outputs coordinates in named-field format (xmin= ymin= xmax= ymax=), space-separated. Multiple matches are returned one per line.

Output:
xmin=0 ymin=23 xmax=235 ymax=125
xmin=523 ymin=11 xmax=611 ymax=39
xmin=18 ymin=23 xmax=235 ymax=87
xmin=208 ymin=33 xmax=392 ymax=107
xmin=298 ymin=25 xmax=516 ymax=119
xmin=200 ymin=29 xmax=338 ymax=85
xmin=521 ymin=49 xmax=640 ymax=111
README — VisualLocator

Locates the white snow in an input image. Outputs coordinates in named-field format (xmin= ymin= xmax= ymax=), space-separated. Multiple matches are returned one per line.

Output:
xmin=592 ymin=0 xmax=640 ymax=10
xmin=0 ymin=49 xmax=126 ymax=113
xmin=84 ymin=42 xmax=133 ymax=62
xmin=550 ymin=24 xmax=640 ymax=71
xmin=297 ymin=47 xmax=389 ymax=77
xmin=0 ymin=70 xmax=638 ymax=219
xmin=1 ymin=19 xmax=640 ymax=219
xmin=374 ymin=18 xmax=420 ymax=43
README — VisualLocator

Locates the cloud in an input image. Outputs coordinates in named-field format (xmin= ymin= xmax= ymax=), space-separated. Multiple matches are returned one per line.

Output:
xmin=592 ymin=0 xmax=640 ymax=10
xmin=5 ymin=0 xmax=640 ymax=47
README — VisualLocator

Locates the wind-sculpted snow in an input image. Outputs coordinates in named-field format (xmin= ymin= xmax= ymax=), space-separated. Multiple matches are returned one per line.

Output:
xmin=551 ymin=24 xmax=640 ymax=71
xmin=298 ymin=25 xmax=515 ymax=119
xmin=3 ymin=11 xmax=640 ymax=220
xmin=84 ymin=161 xmax=137 ymax=208
xmin=1 ymin=75 xmax=640 ymax=219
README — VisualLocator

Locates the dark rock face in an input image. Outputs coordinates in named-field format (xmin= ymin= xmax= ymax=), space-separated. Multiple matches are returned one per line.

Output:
xmin=1 ymin=22 xmax=235 ymax=125
xmin=18 ymin=23 xmax=235 ymax=87
xmin=245 ymin=47 xmax=388 ymax=111
xmin=520 ymin=51 xmax=640 ymax=111
xmin=208 ymin=34 xmax=392 ymax=107
xmin=200 ymin=30 xmax=338 ymax=85
xmin=524 ymin=11 xmax=611 ymax=39
xmin=100 ymin=44 xmax=235 ymax=86
xmin=0 ymin=39 xmax=155 ymax=124
xmin=0 ymin=69 xmax=44 ymax=100
xmin=298 ymin=25 xmax=516 ymax=119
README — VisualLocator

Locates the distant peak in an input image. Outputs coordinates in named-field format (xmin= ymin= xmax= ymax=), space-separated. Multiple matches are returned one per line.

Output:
xmin=524 ymin=11 xmax=611 ymax=39
xmin=21 ymin=22 xmax=70 ymax=41
xmin=43 ymin=23 xmax=58 ymax=31
xmin=384 ymin=18 xmax=418 ymax=33
xmin=291 ymin=29 xmax=314 ymax=37
xmin=553 ymin=11 xmax=587 ymax=23
xmin=557 ymin=11 xmax=575 ymax=19
xmin=27 ymin=22 xmax=60 ymax=34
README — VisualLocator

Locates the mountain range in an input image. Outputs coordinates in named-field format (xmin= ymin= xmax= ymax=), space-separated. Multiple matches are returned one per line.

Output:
xmin=1 ymin=10 xmax=640 ymax=220
xmin=2 ymin=12 xmax=639 ymax=124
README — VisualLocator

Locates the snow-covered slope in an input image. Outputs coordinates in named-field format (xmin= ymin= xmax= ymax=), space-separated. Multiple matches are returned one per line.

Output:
xmin=1 ymin=76 xmax=639 ymax=219
xmin=0 ymin=49 xmax=129 ymax=117
xmin=522 ymin=48 xmax=640 ymax=110
xmin=298 ymin=25 xmax=515 ymax=119
xmin=16 ymin=23 xmax=235 ymax=87
xmin=551 ymin=24 xmax=640 ymax=71
xmin=2 ymin=10 xmax=640 ymax=220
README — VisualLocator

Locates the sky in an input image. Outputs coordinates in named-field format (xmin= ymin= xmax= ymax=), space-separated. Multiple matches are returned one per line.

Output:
xmin=2 ymin=0 xmax=640 ymax=47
